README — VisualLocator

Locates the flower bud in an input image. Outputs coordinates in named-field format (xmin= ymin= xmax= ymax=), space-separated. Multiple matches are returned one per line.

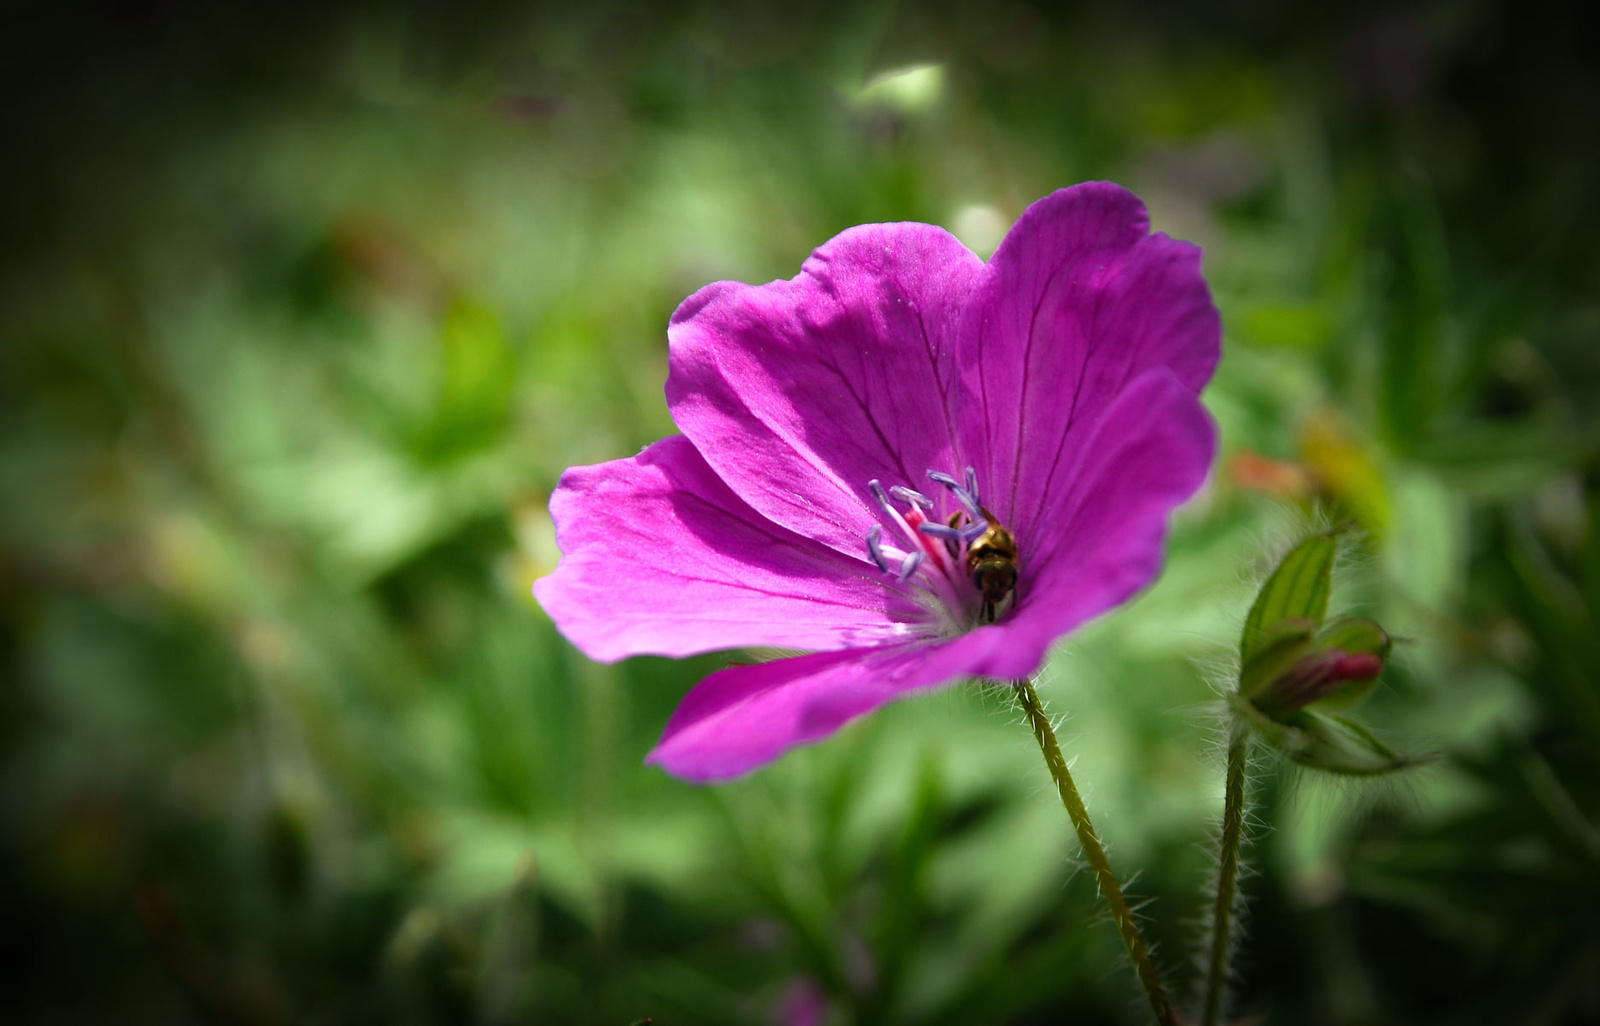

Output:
xmin=1245 ymin=617 xmax=1390 ymax=719
xmin=1233 ymin=532 xmax=1425 ymax=776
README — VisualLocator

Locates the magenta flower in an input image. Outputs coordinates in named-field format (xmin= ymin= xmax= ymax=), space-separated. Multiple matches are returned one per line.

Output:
xmin=534 ymin=183 xmax=1220 ymax=782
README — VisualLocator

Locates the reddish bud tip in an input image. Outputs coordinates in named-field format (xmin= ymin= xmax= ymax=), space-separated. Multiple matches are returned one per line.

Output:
xmin=1329 ymin=652 xmax=1384 ymax=681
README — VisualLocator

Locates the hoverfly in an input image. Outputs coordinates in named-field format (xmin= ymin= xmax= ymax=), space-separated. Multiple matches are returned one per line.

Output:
xmin=945 ymin=507 xmax=1019 ymax=624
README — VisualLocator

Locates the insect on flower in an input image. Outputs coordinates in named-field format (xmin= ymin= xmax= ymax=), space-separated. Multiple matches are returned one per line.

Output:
xmin=910 ymin=466 xmax=1020 ymax=623
xmin=966 ymin=515 xmax=1019 ymax=623
xmin=535 ymin=182 xmax=1221 ymax=781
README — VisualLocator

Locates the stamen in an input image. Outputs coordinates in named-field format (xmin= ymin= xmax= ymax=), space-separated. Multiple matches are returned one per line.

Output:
xmin=868 ymin=479 xmax=896 ymax=517
xmin=868 ymin=478 xmax=921 ymax=548
xmin=890 ymin=485 xmax=932 ymax=509
xmin=865 ymin=525 xmax=890 ymax=573
xmin=927 ymin=470 xmax=982 ymax=520
xmin=959 ymin=519 xmax=991 ymax=544
xmin=916 ymin=521 xmax=964 ymax=542
xmin=859 ymin=466 xmax=1010 ymax=634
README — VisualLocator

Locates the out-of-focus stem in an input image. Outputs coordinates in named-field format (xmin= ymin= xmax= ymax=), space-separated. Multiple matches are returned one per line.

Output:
xmin=1016 ymin=680 xmax=1175 ymax=1026
xmin=1203 ymin=724 xmax=1250 ymax=1026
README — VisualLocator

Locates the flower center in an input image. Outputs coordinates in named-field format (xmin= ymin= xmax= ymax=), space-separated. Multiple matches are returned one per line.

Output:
xmin=864 ymin=466 xmax=1019 ymax=631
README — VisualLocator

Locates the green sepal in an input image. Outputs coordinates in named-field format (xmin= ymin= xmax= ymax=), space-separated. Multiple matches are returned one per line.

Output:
xmin=1229 ymin=691 xmax=1300 ymax=750
xmin=1237 ymin=617 xmax=1317 ymax=698
xmin=1228 ymin=695 xmax=1428 ymax=776
xmin=1315 ymin=616 xmax=1391 ymax=655
xmin=1289 ymin=710 xmax=1429 ymax=775
xmin=1241 ymin=533 xmax=1338 ymax=665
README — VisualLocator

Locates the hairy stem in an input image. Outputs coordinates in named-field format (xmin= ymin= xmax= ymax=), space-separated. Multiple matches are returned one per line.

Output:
xmin=1015 ymin=680 xmax=1175 ymax=1026
xmin=1203 ymin=724 xmax=1250 ymax=1026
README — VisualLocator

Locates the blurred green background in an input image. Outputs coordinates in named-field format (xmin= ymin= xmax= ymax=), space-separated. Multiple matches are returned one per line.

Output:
xmin=3 ymin=1 xmax=1599 ymax=1023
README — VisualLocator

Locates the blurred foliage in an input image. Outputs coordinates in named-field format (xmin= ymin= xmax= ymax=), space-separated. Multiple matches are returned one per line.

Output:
xmin=2 ymin=0 xmax=1599 ymax=1023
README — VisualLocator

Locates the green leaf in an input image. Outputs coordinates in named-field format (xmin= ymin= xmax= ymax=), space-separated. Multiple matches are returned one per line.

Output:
xmin=1376 ymin=176 xmax=1449 ymax=454
xmin=414 ymin=298 xmax=517 ymax=463
xmin=1239 ymin=301 xmax=1335 ymax=351
xmin=1240 ymin=533 xmax=1338 ymax=664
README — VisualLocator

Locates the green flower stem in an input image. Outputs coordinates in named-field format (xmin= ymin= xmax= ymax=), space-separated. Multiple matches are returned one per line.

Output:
xmin=1016 ymin=680 xmax=1175 ymax=1026
xmin=1203 ymin=723 xmax=1250 ymax=1026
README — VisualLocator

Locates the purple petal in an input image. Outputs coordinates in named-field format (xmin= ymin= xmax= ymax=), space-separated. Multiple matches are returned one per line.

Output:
xmin=647 ymin=631 xmax=1004 ymax=781
xmin=957 ymin=182 xmax=1221 ymax=545
xmin=533 ymin=435 xmax=925 ymax=662
xmin=666 ymin=223 xmax=984 ymax=557
xmin=978 ymin=369 xmax=1217 ymax=678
